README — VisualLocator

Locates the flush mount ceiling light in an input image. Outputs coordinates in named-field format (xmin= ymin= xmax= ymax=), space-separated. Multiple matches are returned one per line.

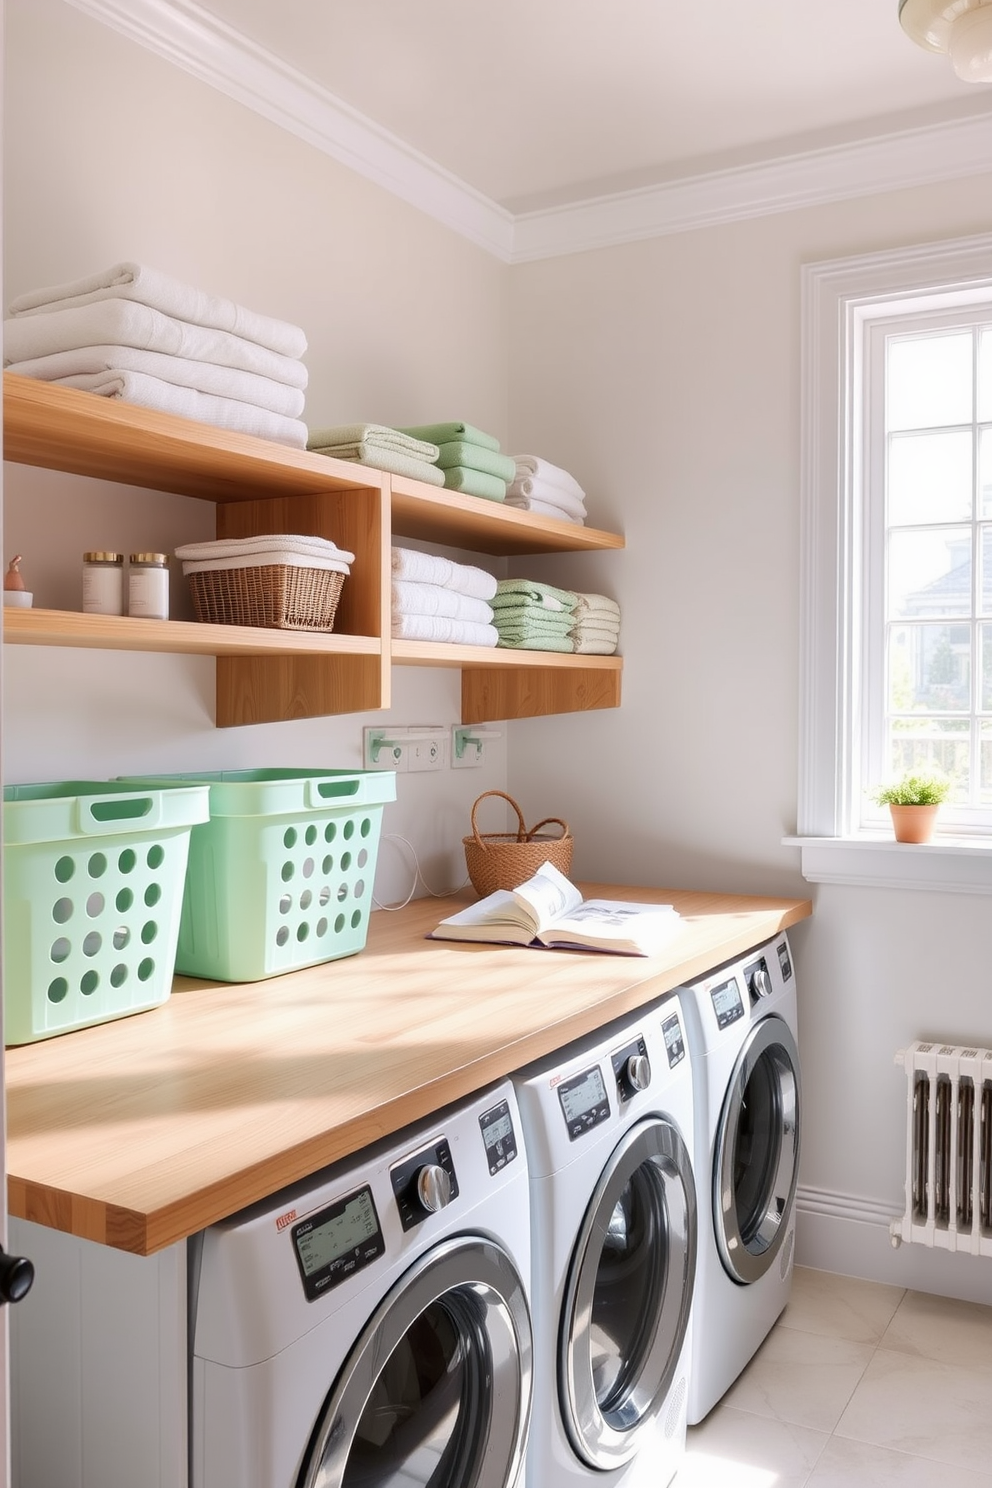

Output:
xmin=899 ymin=0 xmax=992 ymax=81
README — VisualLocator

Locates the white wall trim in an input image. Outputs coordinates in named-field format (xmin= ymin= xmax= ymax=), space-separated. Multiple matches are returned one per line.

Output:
xmin=61 ymin=0 xmax=516 ymax=261
xmin=63 ymin=0 xmax=992 ymax=263
xmin=797 ymin=234 xmax=992 ymax=850
xmin=510 ymin=114 xmax=992 ymax=262
xmin=796 ymin=1184 xmax=900 ymax=1229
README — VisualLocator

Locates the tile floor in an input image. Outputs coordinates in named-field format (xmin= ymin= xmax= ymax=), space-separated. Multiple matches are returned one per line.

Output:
xmin=678 ymin=1265 xmax=992 ymax=1487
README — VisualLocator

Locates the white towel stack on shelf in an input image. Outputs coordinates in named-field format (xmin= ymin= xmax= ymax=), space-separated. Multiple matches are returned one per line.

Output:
xmin=391 ymin=546 xmax=498 ymax=646
xmin=569 ymin=592 xmax=621 ymax=655
xmin=505 ymin=455 xmax=588 ymax=525
xmin=3 ymin=262 xmax=309 ymax=448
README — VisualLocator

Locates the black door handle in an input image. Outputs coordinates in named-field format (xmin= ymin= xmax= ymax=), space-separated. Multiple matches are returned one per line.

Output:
xmin=0 ymin=1244 xmax=34 ymax=1305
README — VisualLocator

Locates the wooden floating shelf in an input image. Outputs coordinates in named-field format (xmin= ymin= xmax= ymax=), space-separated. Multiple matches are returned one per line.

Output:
xmin=2 ymin=373 xmax=626 ymax=724
xmin=2 ymin=607 xmax=382 ymax=658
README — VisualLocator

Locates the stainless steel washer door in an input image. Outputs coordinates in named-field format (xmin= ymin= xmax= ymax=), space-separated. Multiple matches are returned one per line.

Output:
xmin=714 ymin=1014 xmax=801 ymax=1285
xmin=299 ymin=1235 xmax=532 ymax=1488
xmin=559 ymin=1116 xmax=696 ymax=1471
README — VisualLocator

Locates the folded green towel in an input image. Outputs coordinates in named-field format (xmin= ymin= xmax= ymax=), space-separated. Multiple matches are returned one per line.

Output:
xmin=399 ymin=422 xmax=500 ymax=453
xmin=311 ymin=445 xmax=445 ymax=486
xmin=493 ymin=610 xmax=573 ymax=636
xmin=442 ymin=467 xmax=507 ymax=502
xmin=308 ymin=424 xmax=438 ymax=460
xmin=435 ymin=441 xmax=516 ymax=481
xmin=496 ymin=632 xmax=575 ymax=653
xmin=492 ymin=605 xmax=573 ymax=629
xmin=495 ymin=578 xmax=578 ymax=610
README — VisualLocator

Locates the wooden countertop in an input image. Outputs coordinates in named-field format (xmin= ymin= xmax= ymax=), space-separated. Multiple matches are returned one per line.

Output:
xmin=6 ymin=885 xmax=811 ymax=1256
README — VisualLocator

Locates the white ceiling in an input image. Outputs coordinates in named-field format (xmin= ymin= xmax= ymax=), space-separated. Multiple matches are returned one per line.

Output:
xmin=174 ymin=0 xmax=989 ymax=210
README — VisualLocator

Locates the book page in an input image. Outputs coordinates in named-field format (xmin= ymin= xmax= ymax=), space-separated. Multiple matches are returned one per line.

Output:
xmin=511 ymin=861 xmax=583 ymax=932
xmin=539 ymin=899 xmax=681 ymax=954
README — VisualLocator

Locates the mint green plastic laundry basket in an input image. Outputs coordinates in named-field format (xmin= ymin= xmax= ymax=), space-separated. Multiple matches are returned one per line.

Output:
xmin=118 ymin=769 xmax=396 ymax=983
xmin=3 ymin=780 xmax=210 ymax=1045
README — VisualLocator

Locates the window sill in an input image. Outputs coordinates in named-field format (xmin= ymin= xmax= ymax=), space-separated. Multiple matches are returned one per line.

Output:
xmin=782 ymin=834 xmax=992 ymax=894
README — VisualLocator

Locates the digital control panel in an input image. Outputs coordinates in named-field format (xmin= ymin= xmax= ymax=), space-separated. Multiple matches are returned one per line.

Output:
xmin=661 ymin=1010 xmax=686 ymax=1067
xmin=777 ymin=940 xmax=793 ymax=981
xmin=710 ymin=975 xmax=745 ymax=1030
xmin=390 ymin=1139 xmax=459 ymax=1231
xmin=479 ymin=1098 xmax=519 ymax=1174
xmin=558 ymin=1063 xmax=611 ymax=1140
xmin=292 ymin=1184 xmax=385 ymax=1302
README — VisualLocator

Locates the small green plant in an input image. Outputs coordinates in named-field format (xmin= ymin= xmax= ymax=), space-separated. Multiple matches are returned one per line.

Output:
xmin=871 ymin=771 xmax=951 ymax=807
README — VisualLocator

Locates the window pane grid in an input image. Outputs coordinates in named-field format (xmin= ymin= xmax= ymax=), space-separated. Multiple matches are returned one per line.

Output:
xmin=882 ymin=326 xmax=985 ymax=814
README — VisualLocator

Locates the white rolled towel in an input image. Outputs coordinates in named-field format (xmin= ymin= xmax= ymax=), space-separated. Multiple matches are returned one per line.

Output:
xmin=6 ymin=344 xmax=305 ymax=419
xmin=52 ymin=369 xmax=308 ymax=448
xmin=391 ymin=546 xmax=497 ymax=602
xmin=504 ymin=494 xmax=584 ymax=525
xmin=506 ymin=479 xmax=587 ymax=522
xmin=573 ymin=592 xmax=621 ymax=620
xmin=391 ymin=613 xmax=498 ymax=647
xmin=3 ymin=300 xmax=308 ymax=388
xmin=7 ymin=262 xmax=307 ymax=359
xmin=391 ymin=580 xmax=493 ymax=626
xmin=510 ymin=455 xmax=587 ymax=501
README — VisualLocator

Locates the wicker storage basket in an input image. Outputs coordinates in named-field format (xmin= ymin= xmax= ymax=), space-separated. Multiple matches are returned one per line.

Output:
xmin=463 ymin=790 xmax=573 ymax=895
xmin=186 ymin=563 xmax=345 ymax=631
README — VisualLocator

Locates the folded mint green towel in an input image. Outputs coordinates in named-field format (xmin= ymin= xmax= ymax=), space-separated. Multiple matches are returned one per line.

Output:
xmin=492 ymin=613 xmax=573 ymax=635
xmin=442 ymin=467 xmax=507 ymax=502
xmin=435 ymin=441 xmax=516 ymax=481
xmin=495 ymin=578 xmax=578 ymax=610
xmin=496 ymin=632 xmax=575 ymax=653
xmin=311 ymin=445 xmax=445 ymax=486
xmin=399 ymin=422 xmax=500 ymax=453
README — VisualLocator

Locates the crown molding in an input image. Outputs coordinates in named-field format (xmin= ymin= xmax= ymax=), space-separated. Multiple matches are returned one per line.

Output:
xmin=510 ymin=111 xmax=992 ymax=261
xmin=65 ymin=0 xmax=992 ymax=265
xmin=62 ymin=0 xmax=516 ymax=261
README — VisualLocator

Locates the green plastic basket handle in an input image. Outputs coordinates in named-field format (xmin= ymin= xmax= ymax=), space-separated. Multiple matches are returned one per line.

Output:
xmin=305 ymin=777 xmax=362 ymax=809
xmin=74 ymin=793 xmax=161 ymax=834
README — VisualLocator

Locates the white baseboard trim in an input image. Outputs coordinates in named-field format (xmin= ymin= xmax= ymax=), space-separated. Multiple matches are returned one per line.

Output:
xmin=795 ymin=1184 xmax=992 ymax=1305
xmin=63 ymin=0 xmax=992 ymax=262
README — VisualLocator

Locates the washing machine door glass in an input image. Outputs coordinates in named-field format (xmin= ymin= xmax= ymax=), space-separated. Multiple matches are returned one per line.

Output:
xmin=559 ymin=1116 xmax=696 ymax=1471
xmin=298 ymin=1235 xmax=531 ymax=1488
xmin=714 ymin=1013 xmax=801 ymax=1286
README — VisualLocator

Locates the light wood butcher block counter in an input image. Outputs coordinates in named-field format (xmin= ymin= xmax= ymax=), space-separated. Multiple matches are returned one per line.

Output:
xmin=6 ymin=883 xmax=811 ymax=1257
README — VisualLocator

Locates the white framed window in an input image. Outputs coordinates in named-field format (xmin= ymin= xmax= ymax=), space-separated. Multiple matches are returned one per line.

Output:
xmin=790 ymin=233 xmax=992 ymax=893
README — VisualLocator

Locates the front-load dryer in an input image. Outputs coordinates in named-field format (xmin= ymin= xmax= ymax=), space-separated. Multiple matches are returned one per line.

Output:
xmin=679 ymin=931 xmax=801 ymax=1424
xmin=191 ymin=1079 xmax=533 ymax=1488
xmin=512 ymin=996 xmax=696 ymax=1488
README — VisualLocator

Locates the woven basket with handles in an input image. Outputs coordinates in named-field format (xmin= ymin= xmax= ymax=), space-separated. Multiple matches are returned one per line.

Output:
xmin=463 ymin=790 xmax=573 ymax=895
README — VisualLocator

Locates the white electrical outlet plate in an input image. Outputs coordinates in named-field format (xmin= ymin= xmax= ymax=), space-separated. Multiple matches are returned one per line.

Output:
xmin=363 ymin=726 xmax=447 ymax=773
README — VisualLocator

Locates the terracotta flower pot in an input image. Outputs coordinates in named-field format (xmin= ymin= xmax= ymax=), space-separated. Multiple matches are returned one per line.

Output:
xmin=889 ymin=803 xmax=940 ymax=843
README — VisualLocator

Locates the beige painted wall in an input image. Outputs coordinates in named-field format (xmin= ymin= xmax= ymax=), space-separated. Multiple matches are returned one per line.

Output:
xmin=507 ymin=182 xmax=992 ymax=1299
xmin=2 ymin=0 xmax=514 ymax=906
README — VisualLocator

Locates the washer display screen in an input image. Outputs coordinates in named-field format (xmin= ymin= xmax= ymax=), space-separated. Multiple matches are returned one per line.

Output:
xmin=292 ymin=1184 xmax=386 ymax=1301
xmin=558 ymin=1065 xmax=611 ymax=1139
xmin=710 ymin=977 xmax=745 ymax=1030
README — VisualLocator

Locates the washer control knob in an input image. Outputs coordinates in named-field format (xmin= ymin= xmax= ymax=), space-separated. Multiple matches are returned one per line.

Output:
xmin=750 ymin=966 xmax=773 ymax=1000
xmin=416 ymin=1164 xmax=453 ymax=1214
xmin=624 ymin=1053 xmax=651 ymax=1093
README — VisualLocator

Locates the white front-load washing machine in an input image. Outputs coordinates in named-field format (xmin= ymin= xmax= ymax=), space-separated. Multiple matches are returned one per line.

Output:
xmin=191 ymin=1079 xmax=533 ymax=1488
xmin=512 ymin=995 xmax=696 ymax=1488
xmin=679 ymin=931 xmax=802 ymax=1424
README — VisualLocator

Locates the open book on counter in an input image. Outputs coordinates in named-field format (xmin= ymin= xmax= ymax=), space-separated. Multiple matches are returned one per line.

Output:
xmin=429 ymin=861 xmax=682 ymax=956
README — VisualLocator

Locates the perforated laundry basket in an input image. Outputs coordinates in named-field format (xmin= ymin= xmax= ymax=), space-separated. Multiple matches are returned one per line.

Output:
xmin=3 ymin=780 xmax=210 ymax=1045
xmin=118 ymin=769 xmax=396 ymax=983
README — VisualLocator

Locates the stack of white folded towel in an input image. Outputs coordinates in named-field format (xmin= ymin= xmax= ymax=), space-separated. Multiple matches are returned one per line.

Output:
xmin=506 ymin=455 xmax=588 ymax=525
xmin=569 ymin=592 xmax=621 ymax=655
xmin=391 ymin=547 xmax=498 ymax=646
xmin=307 ymin=425 xmax=444 ymax=486
xmin=3 ymin=262 xmax=309 ymax=448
